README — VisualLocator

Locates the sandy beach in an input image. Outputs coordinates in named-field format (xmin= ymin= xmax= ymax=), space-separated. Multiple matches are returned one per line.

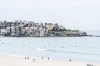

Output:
xmin=0 ymin=55 xmax=100 ymax=66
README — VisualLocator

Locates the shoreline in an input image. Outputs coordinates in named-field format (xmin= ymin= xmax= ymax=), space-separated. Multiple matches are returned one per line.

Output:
xmin=0 ymin=55 xmax=100 ymax=66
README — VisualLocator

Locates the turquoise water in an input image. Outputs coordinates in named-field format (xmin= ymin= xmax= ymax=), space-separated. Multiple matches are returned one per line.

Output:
xmin=0 ymin=37 xmax=100 ymax=63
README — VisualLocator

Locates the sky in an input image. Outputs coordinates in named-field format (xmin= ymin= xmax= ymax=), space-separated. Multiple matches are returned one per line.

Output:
xmin=0 ymin=0 xmax=100 ymax=30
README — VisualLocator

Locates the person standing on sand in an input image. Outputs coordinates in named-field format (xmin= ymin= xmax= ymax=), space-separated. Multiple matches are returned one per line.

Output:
xmin=33 ymin=59 xmax=34 ymax=62
xmin=25 ymin=57 xmax=26 ymax=59
xmin=48 ymin=57 xmax=49 ymax=60
xmin=42 ymin=57 xmax=44 ymax=60
xmin=27 ymin=56 xmax=29 ymax=59
xmin=69 ymin=58 xmax=71 ymax=62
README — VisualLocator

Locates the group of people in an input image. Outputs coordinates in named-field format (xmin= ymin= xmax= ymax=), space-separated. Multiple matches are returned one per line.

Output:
xmin=25 ymin=56 xmax=50 ymax=62
xmin=25 ymin=56 xmax=72 ymax=63
xmin=25 ymin=56 xmax=29 ymax=59
xmin=42 ymin=57 xmax=49 ymax=60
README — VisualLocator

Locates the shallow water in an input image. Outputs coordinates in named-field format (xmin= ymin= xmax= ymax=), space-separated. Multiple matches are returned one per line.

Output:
xmin=0 ymin=37 xmax=100 ymax=63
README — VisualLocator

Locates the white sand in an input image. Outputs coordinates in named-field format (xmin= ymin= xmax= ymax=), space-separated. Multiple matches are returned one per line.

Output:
xmin=0 ymin=55 xmax=100 ymax=66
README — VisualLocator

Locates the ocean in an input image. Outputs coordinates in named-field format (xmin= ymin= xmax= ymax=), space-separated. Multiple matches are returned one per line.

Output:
xmin=0 ymin=37 xmax=100 ymax=63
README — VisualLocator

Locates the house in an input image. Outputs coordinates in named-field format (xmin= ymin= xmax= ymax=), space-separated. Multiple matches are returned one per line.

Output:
xmin=15 ymin=26 xmax=20 ymax=35
xmin=0 ymin=29 xmax=7 ymax=35
xmin=6 ymin=26 xmax=10 ymax=33
xmin=25 ymin=27 xmax=34 ymax=36
xmin=28 ymin=21 xmax=35 ymax=27
xmin=34 ymin=28 xmax=40 ymax=37
xmin=45 ymin=23 xmax=53 ymax=30
xmin=40 ymin=28 xmax=45 ymax=37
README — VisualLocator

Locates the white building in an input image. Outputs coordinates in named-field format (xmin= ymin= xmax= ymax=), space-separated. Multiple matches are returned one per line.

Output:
xmin=6 ymin=26 xmax=10 ymax=33
xmin=40 ymin=28 xmax=45 ymax=37
xmin=11 ymin=26 xmax=15 ymax=35
xmin=0 ymin=29 xmax=7 ymax=35
xmin=45 ymin=23 xmax=53 ymax=30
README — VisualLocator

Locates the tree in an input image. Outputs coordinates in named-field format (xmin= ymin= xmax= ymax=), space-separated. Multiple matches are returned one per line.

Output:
xmin=53 ymin=23 xmax=59 ymax=31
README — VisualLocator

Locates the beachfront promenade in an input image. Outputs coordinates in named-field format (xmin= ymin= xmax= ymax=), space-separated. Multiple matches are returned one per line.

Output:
xmin=0 ymin=55 xmax=99 ymax=66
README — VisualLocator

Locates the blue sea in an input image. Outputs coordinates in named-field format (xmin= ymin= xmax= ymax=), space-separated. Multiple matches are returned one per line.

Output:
xmin=0 ymin=36 xmax=100 ymax=63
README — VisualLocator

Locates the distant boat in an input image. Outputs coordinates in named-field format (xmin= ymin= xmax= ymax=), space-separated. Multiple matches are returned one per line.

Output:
xmin=36 ymin=48 xmax=48 ymax=51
